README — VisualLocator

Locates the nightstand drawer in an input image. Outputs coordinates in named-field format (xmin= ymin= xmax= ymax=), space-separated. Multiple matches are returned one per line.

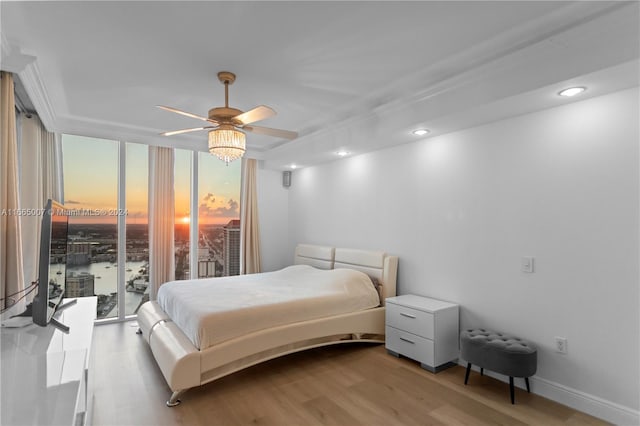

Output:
xmin=386 ymin=303 xmax=434 ymax=339
xmin=385 ymin=326 xmax=434 ymax=366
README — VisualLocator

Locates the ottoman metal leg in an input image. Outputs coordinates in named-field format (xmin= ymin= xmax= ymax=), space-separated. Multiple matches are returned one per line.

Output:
xmin=464 ymin=363 xmax=472 ymax=385
xmin=525 ymin=377 xmax=530 ymax=393
xmin=480 ymin=367 xmax=484 ymax=376
xmin=509 ymin=377 xmax=515 ymax=404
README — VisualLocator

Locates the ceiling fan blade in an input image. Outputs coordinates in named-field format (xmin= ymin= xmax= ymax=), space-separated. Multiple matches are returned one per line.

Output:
xmin=244 ymin=125 xmax=298 ymax=140
xmin=157 ymin=105 xmax=218 ymax=124
xmin=234 ymin=105 xmax=276 ymax=125
xmin=161 ymin=126 xmax=216 ymax=136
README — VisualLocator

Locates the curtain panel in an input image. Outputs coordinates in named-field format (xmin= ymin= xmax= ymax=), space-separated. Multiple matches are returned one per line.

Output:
xmin=19 ymin=115 xmax=43 ymax=289
xmin=0 ymin=71 xmax=26 ymax=312
xmin=43 ymin=132 xmax=64 ymax=203
xmin=148 ymin=146 xmax=175 ymax=300
xmin=240 ymin=158 xmax=261 ymax=274
xmin=18 ymin=114 xmax=63 ymax=289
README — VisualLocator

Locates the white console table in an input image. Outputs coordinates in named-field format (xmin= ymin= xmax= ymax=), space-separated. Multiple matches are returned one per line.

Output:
xmin=1 ymin=297 xmax=97 ymax=426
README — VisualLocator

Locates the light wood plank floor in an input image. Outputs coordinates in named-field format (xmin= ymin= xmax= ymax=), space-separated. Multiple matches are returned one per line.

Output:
xmin=92 ymin=322 xmax=608 ymax=426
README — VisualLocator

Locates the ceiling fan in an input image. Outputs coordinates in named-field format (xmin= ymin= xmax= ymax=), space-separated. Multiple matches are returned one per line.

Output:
xmin=158 ymin=71 xmax=297 ymax=163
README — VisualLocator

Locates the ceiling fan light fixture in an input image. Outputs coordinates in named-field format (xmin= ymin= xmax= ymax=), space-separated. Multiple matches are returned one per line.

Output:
xmin=208 ymin=125 xmax=246 ymax=164
xmin=160 ymin=71 xmax=297 ymax=159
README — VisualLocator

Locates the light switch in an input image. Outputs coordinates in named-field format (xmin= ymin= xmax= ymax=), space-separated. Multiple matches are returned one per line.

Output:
xmin=521 ymin=257 xmax=534 ymax=273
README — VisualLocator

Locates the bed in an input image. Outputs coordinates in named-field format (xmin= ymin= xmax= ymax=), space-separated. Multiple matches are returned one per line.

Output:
xmin=136 ymin=244 xmax=398 ymax=406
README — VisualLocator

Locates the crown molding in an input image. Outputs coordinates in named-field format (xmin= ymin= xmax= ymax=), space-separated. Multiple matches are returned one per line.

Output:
xmin=1 ymin=33 xmax=57 ymax=131
xmin=1 ymin=33 xmax=35 ymax=73
xmin=18 ymin=61 xmax=56 ymax=131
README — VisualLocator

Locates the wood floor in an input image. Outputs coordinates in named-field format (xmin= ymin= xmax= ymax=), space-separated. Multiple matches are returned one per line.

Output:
xmin=92 ymin=322 xmax=608 ymax=426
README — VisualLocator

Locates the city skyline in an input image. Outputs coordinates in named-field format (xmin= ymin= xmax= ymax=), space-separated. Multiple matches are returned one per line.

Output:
xmin=63 ymin=218 xmax=240 ymax=318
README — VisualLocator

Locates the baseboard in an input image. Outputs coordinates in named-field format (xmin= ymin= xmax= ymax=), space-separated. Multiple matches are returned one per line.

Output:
xmin=532 ymin=376 xmax=639 ymax=425
xmin=460 ymin=362 xmax=639 ymax=425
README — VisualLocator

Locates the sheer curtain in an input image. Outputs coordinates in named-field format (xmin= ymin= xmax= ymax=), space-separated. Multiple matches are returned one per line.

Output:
xmin=148 ymin=146 xmax=175 ymax=300
xmin=0 ymin=71 xmax=26 ymax=312
xmin=240 ymin=158 xmax=261 ymax=274
xmin=19 ymin=114 xmax=63 ymax=289
xmin=43 ymin=133 xmax=64 ymax=202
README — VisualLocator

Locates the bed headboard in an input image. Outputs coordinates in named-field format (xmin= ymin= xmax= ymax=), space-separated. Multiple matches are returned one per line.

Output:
xmin=333 ymin=247 xmax=398 ymax=306
xmin=294 ymin=244 xmax=335 ymax=270
xmin=294 ymin=244 xmax=398 ymax=305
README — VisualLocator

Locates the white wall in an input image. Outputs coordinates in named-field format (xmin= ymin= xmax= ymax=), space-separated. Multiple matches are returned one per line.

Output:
xmin=256 ymin=165 xmax=291 ymax=272
xmin=262 ymin=88 xmax=639 ymax=421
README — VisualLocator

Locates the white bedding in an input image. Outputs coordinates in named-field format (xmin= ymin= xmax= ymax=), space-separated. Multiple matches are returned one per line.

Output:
xmin=156 ymin=265 xmax=380 ymax=350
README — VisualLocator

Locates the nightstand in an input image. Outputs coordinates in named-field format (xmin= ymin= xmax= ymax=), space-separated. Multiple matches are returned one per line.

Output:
xmin=385 ymin=294 xmax=459 ymax=372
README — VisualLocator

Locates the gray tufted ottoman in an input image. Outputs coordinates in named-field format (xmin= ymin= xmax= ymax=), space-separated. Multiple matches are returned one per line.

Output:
xmin=460 ymin=328 xmax=537 ymax=404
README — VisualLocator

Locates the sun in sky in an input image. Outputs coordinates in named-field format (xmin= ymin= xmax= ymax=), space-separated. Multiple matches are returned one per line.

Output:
xmin=181 ymin=216 xmax=190 ymax=224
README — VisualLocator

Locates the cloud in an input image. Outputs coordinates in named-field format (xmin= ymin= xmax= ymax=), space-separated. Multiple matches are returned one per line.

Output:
xmin=65 ymin=200 xmax=82 ymax=205
xmin=217 ymin=199 xmax=239 ymax=216
xmin=199 ymin=195 xmax=239 ymax=218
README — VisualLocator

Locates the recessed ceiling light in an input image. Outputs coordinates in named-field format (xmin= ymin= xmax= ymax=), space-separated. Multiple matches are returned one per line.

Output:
xmin=336 ymin=151 xmax=350 ymax=157
xmin=290 ymin=164 xmax=297 ymax=169
xmin=558 ymin=87 xmax=586 ymax=97
xmin=413 ymin=129 xmax=430 ymax=136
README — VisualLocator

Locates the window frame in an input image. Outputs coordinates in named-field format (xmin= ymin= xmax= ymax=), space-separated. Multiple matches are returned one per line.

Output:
xmin=94 ymin=144 xmax=236 ymax=323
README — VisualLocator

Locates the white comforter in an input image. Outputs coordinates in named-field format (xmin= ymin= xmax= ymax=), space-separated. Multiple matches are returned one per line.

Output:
xmin=156 ymin=265 xmax=380 ymax=350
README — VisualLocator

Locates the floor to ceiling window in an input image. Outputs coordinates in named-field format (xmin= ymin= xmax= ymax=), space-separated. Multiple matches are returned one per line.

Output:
xmin=198 ymin=152 xmax=241 ymax=277
xmin=174 ymin=148 xmax=191 ymax=281
xmin=62 ymin=134 xmax=119 ymax=319
xmin=124 ymin=142 xmax=148 ymax=315
xmin=62 ymin=135 xmax=241 ymax=321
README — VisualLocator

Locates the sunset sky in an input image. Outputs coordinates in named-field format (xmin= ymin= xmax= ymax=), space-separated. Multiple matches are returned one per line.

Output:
xmin=62 ymin=134 xmax=241 ymax=225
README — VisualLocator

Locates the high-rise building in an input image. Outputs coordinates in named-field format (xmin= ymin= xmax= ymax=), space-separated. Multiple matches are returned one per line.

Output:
xmin=67 ymin=241 xmax=91 ymax=254
xmin=198 ymin=248 xmax=210 ymax=261
xmin=66 ymin=241 xmax=91 ymax=265
xmin=223 ymin=219 xmax=240 ymax=276
xmin=198 ymin=260 xmax=216 ymax=278
xmin=65 ymin=272 xmax=95 ymax=297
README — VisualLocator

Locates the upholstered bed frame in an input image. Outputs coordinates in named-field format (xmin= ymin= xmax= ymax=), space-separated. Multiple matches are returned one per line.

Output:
xmin=136 ymin=244 xmax=398 ymax=406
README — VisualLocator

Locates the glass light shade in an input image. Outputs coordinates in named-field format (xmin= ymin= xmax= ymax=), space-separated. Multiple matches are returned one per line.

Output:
xmin=208 ymin=126 xmax=246 ymax=164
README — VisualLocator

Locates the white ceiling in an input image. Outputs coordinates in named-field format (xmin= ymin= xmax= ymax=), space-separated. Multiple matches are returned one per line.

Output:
xmin=1 ymin=1 xmax=638 ymax=170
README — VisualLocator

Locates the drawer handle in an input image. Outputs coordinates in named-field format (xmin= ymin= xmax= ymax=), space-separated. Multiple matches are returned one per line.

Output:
xmin=400 ymin=312 xmax=416 ymax=319
xmin=399 ymin=337 xmax=415 ymax=344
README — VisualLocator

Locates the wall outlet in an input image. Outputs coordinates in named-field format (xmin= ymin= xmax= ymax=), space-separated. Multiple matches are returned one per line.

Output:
xmin=521 ymin=256 xmax=534 ymax=273
xmin=555 ymin=336 xmax=568 ymax=354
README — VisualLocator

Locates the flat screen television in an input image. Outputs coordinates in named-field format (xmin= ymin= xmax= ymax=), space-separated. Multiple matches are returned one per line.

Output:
xmin=32 ymin=199 xmax=75 ymax=331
